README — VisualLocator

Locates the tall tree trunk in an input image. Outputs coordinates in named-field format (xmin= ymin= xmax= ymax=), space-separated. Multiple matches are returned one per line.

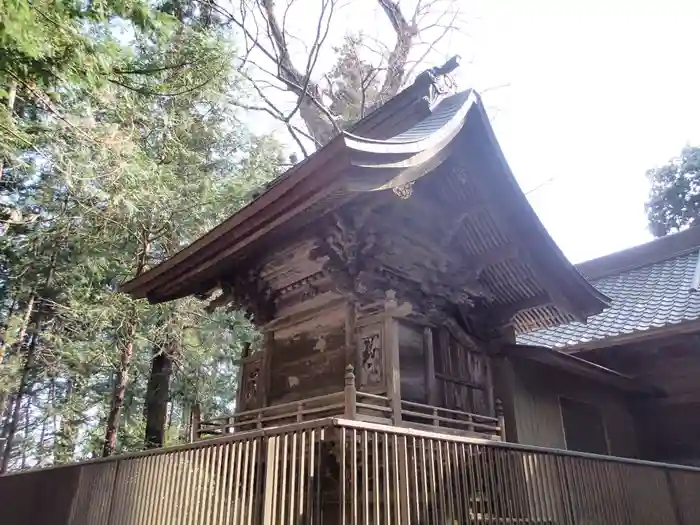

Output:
xmin=0 ymin=392 xmax=15 ymax=460
xmin=0 ymin=293 xmax=34 ymax=419
xmin=143 ymin=346 xmax=174 ymax=449
xmin=21 ymin=395 xmax=30 ymax=470
xmin=102 ymin=230 xmax=149 ymax=457
xmin=0 ymin=331 xmax=36 ymax=473
xmin=102 ymin=339 xmax=133 ymax=456
xmin=36 ymin=404 xmax=47 ymax=467
xmin=0 ymin=296 xmax=17 ymax=362
xmin=54 ymin=378 xmax=76 ymax=463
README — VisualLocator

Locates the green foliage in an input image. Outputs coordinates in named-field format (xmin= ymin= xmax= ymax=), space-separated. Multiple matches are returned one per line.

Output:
xmin=325 ymin=34 xmax=382 ymax=127
xmin=646 ymin=146 xmax=700 ymax=237
xmin=0 ymin=0 xmax=282 ymax=470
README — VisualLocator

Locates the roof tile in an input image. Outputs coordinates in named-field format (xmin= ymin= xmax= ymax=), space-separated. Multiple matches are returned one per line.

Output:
xmin=518 ymin=250 xmax=700 ymax=348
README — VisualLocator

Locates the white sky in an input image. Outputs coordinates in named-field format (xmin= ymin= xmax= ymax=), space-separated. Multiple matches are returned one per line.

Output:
xmin=463 ymin=0 xmax=700 ymax=262
xmin=254 ymin=0 xmax=700 ymax=264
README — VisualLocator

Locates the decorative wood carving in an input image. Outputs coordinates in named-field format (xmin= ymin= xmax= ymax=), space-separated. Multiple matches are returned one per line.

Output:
xmin=392 ymin=182 xmax=414 ymax=200
xmin=241 ymin=360 xmax=261 ymax=409
xmin=203 ymin=267 xmax=277 ymax=324
xmin=310 ymin=209 xmax=386 ymax=300
xmin=359 ymin=332 xmax=382 ymax=387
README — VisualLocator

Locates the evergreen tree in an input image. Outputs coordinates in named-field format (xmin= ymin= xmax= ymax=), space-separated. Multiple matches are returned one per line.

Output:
xmin=646 ymin=146 xmax=700 ymax=237
xmin=0 ymin=0 xmax=281 ymax=470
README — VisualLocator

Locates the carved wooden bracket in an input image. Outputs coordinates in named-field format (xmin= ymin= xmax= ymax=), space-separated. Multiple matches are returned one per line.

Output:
xmin=204 ymin=267 xmax=277 ymax=324
xmin=309 ymin=209 xmax=384 ymax=300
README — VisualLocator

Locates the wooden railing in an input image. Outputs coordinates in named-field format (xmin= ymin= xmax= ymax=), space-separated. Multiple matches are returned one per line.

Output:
xmin=198 ymin=365 xmax=505 ymax=440
xmin=2 ymin=417 xmax=700 ymax=525
xmin=335 ymin=419 xmax=700 ymax=525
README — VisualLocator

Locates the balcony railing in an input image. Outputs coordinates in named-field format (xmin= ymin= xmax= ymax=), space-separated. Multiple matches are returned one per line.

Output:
xmin=197 ymin=365 xmax=505 ymax=440
xmin=2 ymin=417 xmax=699 ymax=525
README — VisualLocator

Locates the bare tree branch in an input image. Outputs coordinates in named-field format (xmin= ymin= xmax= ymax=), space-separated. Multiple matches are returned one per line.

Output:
xmin=198 ymin=0 xmax=463 ymax=149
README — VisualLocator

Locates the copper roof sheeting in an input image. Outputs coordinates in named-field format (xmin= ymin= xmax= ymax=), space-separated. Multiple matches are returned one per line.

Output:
xmin=519 ymin=228 xmax=700 ymax=349
xmin=121 ymin=68 xmax=609 ymax=333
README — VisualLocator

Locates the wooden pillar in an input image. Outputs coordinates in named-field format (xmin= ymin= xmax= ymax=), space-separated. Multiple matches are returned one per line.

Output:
xmin=260 ymin=330 xmax=274 ymax=408
xmin=345 ymin=301 xmax=357 ymax=369
xmin=234 ymin=342 xmax=251 ymax=411
xmin=495 ymin=398 xmax=506 ymax=441
xmin=423 ymin=326 xmax=438 ymax=406
xmin=492 ymin=355 xmax=520 ymax=443
xmin=384 ymin=291 xmax=402 ymax=424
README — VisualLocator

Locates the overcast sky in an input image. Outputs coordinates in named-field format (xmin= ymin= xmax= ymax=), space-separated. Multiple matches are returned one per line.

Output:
xmin=463 ymin=0 xmax=700 ymax=262
xmin=259 ymin=0 xmax=700 ymax=263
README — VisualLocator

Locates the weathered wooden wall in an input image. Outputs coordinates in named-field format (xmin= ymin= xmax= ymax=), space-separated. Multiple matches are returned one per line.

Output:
xmin=396 ymin=318 xmax=494 ymax=416
xmin=232 ymin=238 xmax=351 ymax=407
xmin=261 ymin=239 xmax=350 ymax=404
xmin=588 ymin=332 xmax=700 ymax=466
xmin=398 ymin=322 xmax=427 ymax=403
xmin=269 ymin=304 xmax=347 ymax=404
xmin=507 ymin=358 xmax=638 ymax=457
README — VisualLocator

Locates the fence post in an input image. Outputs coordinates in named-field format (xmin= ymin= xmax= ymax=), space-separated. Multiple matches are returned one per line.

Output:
xmin=496 ymin=398 xmax=506 ymax=441
xmin=262 ymin=435 xmax=280 ymax=524
xmin=344 ymin=365 xmax=357 ymax=419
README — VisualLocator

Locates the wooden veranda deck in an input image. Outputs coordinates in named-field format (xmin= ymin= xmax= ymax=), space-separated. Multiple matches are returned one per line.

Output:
xmin=196 ymin=366 xmax=506 ymax=442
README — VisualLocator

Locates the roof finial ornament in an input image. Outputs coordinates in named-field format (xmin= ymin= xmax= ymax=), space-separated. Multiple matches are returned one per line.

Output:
xmin=414 ymin=55 xmax=461 ymax=108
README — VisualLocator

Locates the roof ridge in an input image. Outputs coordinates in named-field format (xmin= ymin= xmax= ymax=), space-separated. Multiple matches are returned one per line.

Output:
xmin=577 ymin=227 xmax=700 ymax=280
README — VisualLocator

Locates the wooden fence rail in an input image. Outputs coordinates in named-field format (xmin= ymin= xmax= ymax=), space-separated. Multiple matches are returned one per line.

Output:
xmin=1 ymin=417 xmax=700 ymax=525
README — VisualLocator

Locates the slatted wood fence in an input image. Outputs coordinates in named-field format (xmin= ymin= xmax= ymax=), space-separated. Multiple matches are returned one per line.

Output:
xmin=1 ymin=417 xmax=699 ymax=525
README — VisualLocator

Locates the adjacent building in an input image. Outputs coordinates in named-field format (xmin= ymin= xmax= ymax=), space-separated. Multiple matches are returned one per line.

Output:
xmin=522 ymin=226 xmax=700 ymax=465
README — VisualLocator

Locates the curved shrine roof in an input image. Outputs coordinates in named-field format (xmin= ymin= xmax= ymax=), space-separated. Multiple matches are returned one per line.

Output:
xmin=121 ymin=70 xmax=609 ymax=333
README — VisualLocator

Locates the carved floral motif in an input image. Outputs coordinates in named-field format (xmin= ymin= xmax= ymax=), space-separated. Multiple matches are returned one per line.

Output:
xmin=359 ymin=332 xmax=382 ymax=386
xmin=242 ymin=365 xmax=260 ymax=408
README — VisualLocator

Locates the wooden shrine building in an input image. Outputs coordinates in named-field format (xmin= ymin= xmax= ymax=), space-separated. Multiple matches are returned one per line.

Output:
xmin=4 ymin=59 xmax=700 ymax=525
xmin=121 ymin=57 xmax=652 ymax=453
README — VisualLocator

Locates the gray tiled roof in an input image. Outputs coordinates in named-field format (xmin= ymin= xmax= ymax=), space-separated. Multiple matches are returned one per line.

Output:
xmin=518 ymin=249 xmax=700 ymax=348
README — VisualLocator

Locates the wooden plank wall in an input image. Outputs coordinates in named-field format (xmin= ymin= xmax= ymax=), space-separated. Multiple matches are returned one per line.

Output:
xmin=508 ymin=358 xmax=639 ymax=457
xmin=268 ymin=302 xmax=348 ymax=404
xmin=592 ymin=333 xmax=700 ymax=465
xmin=258 ymin=238 xmax=350 ymax=405
xmin=398 ymin=323 xmax=426 ymax=402
xmin=397 ymin=319 xmax=494 ymax=415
